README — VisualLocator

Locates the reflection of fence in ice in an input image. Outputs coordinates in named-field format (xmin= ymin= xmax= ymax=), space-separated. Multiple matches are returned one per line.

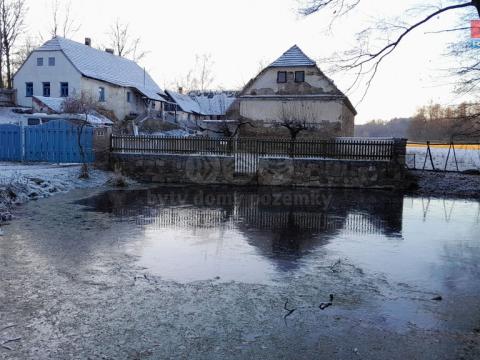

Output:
xmin=404 ymin=197 xmax=480 ymax=224
xmin=112 ymin=205 xmax=388 ymax=235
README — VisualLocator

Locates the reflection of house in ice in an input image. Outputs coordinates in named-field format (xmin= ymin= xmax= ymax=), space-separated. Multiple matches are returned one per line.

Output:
xmin=77 ymin=187 xmax=404 ymax=272
xmin=78 ymin=187 xmax=404 ymax=252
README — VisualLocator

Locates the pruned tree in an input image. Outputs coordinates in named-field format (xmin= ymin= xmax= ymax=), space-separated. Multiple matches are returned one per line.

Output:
xmin=298 ymin=1 xmax=480 ymax=100
xmin=277 ymin=102 xmax=315 ymax=140
xmin=108 ymin=18 xmax=147 ymax=62
xmin=195 ymin=118 xmax=254 ymax=138
xmin=0 ymin=0 xmax=27 ymax=89
xmin=47 ymin=0 xmax=80 ymax=39
xmin=62 ymin=92 xmax=100 ymax=178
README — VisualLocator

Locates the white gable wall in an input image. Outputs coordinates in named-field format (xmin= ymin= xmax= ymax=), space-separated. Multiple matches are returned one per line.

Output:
xmin=238 ymin=65 xmax=355 ymax=136
xmin=13 ymin=50 xmax=82 ymax=108
xmin=243 ymin=66 xmax=338 ymax=96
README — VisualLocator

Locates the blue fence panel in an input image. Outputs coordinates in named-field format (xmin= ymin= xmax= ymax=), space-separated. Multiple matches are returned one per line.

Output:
xmin=0 ymin=124 xmax=22 ymax=161
xmin=24 ymin=120 xmax=94 ymax=163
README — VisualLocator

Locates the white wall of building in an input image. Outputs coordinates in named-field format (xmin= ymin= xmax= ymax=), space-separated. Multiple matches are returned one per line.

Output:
xmin=243 ymin=66 xmax=338 ymax=96
xmin=80 ymin=77 xmax=146 ymax=120
xmin=13 ymin=50 xmax=154 ymax=121
xmin=13 ymin=50 xmax=82 ymax=108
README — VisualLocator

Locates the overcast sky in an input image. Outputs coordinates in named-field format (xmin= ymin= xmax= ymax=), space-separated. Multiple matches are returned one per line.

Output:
xmin=23 ymin=0 xmax=477 ymax=123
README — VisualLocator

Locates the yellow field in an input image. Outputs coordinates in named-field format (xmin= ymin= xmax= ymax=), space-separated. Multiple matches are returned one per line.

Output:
xmin=407 ymin=143 xmax=480 ymax=150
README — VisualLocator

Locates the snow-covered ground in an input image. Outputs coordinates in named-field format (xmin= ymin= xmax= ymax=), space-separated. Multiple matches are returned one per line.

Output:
xmin=0 ymin=163 xmax=115 ymax=223
xmin=0 ymin=107 xmax=28 ymax=125
xmin=407 ymin=146 xmax=480 ymax=171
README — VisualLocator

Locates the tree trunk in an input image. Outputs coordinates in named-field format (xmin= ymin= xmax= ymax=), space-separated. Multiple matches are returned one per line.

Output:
xmin=0 ymin=50 xmax=3 ymax=88
xmin=5 ymin=44 xmax=11 ymax=89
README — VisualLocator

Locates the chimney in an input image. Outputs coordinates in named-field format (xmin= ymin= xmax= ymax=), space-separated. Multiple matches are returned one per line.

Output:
xmin=85 ymin=37 xmax=91 ymax=46
xmin=178 ymin=86 xmax=183 ymax=94
xmin=105 ymin=48 xmax=114 ymax=54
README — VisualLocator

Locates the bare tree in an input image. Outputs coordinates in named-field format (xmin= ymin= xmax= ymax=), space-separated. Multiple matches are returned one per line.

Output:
xmin=298 ymin=1 xmax=480 ymax=100
xmin=12 ymin=35 xmax=40 ymax=73
xmin=0 ymin=0 xmax=27 ymax=89
xmin=195 ymin=54 xmax=214 ymax=91
xmin=174 ymin=54 xmax=215 ymax=92
xmin=277 ymin=102 xmax=315 ymax=140
xmin=48 ymin=0 xmax=80 ymax=38
xmin=407 ymin=102 xmax=480 ymax=141
xmin=62 ymin=92 xmax=100 ymax=178
xmin=195 ymin=118 xmax=253 ymax=138
xmin=108 ymin=18 xmax=147 ymax=62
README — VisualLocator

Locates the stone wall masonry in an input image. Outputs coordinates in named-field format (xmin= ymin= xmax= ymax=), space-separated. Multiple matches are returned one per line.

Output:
xmin=110 ymin=153 xmax=406 ymax=189
xmin=257 ymin=157 xmax=405 ymax=189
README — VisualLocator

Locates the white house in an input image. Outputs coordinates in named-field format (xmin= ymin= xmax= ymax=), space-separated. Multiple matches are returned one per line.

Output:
xmin=13 ymin=36 xmax=165 ymax=121
xmin=235 ymin=45 xmax=356 ymax=137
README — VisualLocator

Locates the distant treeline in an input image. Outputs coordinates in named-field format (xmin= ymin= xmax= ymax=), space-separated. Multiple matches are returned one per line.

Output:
xmin=355 ymin=118 xmax=411 ymax=138
xmin=355 ymin=103 xmax=480 ymax=142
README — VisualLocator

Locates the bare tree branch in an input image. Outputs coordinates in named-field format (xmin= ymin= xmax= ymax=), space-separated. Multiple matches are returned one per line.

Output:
xmin=107 ymin=18 xmax=148 ymax=62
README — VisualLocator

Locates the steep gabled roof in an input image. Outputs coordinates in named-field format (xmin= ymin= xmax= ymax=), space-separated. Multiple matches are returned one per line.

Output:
xmin=269 ymin=45 xmax=316 ymax=68
xmin=35 ymin=37 xmax=164 ymax=101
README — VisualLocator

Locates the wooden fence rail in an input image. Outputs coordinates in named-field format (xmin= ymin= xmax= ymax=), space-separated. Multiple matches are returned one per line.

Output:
xmin=110 ymin=135 xmax=400 ymax=162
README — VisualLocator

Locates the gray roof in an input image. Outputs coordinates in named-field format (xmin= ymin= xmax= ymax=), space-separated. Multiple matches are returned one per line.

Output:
xmin=269 ymin=45 xmax=316 ymax=68
xmin=166 ymin=90 xmax=236 ymax=116
xmin=191 ymin=93 xmax=236 ymax=116
xmin=36 ymin=37 xmax=164 ymax=101
xmin=165 ymin=90 xmax=202 ymax=114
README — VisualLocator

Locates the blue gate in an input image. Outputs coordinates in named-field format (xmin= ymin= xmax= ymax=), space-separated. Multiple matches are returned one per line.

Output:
xmin=24 ymin=120 xmax=94 ymax=163
xmin=0 ymin=124 xmax=22 ymax=161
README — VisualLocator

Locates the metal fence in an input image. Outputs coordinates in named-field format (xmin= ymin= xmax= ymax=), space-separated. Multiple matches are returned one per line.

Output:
xmin=111 ymin=135 xmax=398 ymax=162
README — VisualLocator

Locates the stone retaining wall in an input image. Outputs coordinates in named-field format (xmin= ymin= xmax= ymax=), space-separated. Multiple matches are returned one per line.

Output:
xmin=110 ymin=153 xmax=406 ymax=189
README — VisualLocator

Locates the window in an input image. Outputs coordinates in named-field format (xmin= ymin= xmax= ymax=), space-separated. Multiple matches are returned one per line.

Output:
xmin=98 ymin=87 xmax=105 ymax=102
xmin=295 ymin=71 xmax=305 ymax=83
xmin=48 ymin=57 xmax=55 ymax=66
xmin=42 ymin=82 xmax=50 ymax=97
xmin=60 ymin=82 xmax=69 ymax=97
xmin=277 ymin=71 xmax=287 ymax=83
xmin=25 ymin=82 xmax=33 ymax=97
xmin=127 ymin=91 xmax=131 ymax=103
xmin=37 ymin=57 xmax=43 ymax=66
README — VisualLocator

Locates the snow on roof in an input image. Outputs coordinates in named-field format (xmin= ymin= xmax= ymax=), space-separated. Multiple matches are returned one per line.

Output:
xmin=36 ymin=37 xmax=164 ymax=101
xmin=166 ymin=90 xmax=236 ymax=116
xmin=33 ymin=96 xmax=65 ymax=113
xmin=165 ymin=90 xmax=202 ymax=114
xmin=191 ymin=93 xmax=236 ymax=116
xmin=269 ymin=45 xmax=316 ymax=68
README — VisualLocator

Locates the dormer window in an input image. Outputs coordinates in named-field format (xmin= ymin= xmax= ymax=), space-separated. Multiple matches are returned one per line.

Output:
xmin=277 ymin=71 xmax=287 ymax=83
xmin=37 ymin=57 xmax=43 ymax=66
xmin=295 ymin=71 xmax=305 ymax=83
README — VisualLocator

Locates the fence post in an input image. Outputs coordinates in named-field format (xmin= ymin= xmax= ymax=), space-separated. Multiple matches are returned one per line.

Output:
xmin=392 ymin=138 xmax=407 ymax=165
xmin=20 ymin=123 xmax=25 ymax=162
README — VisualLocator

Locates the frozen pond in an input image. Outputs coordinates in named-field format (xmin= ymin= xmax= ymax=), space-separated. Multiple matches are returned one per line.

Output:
xmin=1 ymin=186 xmax=480 ymax=359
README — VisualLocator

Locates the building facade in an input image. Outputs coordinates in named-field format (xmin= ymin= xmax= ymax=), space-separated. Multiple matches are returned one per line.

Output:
xmin=13 ymin=37 xmax=165 ymax=121
xmin=234 ymin=45 xmax=356 ymax=137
